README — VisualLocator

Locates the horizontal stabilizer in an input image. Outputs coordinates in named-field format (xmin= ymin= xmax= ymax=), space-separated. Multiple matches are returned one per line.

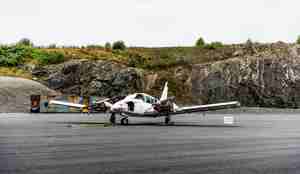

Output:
xmin=95 ymin=98 xmax=110 ymax=104
xmin=49 ymin=100 xmax=86 ymax=108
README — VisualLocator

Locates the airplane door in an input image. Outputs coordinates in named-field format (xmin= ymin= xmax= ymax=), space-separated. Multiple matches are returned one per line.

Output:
xmin=132 ymin=100 xmax=152 ymax=114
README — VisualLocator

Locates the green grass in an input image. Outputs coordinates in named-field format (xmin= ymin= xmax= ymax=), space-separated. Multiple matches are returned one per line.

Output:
xmin=1 ymin=42 xmax=287 ymax=71
xmin=31 ymin=49 xmax=65 ymax=65
xmin=0 ymin=43 xmax=236 ymax=69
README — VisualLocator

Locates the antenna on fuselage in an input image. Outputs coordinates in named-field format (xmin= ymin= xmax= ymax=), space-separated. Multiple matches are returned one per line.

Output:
xmin=160 ymin=81 xmax=168 ymax=101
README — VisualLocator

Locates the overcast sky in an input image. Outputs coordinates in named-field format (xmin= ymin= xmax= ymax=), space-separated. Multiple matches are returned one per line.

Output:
xmin=0 ymin=0 xmax=299 ymax=47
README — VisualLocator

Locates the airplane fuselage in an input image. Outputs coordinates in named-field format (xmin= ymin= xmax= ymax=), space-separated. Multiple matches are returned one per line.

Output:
xmin=111 ymin=93 xmax=159 ymax=114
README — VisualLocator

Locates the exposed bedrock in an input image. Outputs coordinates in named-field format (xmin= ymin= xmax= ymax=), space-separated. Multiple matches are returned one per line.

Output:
xmin=191 ymin=44 xmax=300 ymax=108
xmin=32 ymin=43 xmax=300 ymax=108
xmin=33 ymin=60 xmax=144 ymax=97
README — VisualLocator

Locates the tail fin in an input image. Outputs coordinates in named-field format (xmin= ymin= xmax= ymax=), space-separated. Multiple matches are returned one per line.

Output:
xmin=160 ymin=82 xmax=168 ymax=101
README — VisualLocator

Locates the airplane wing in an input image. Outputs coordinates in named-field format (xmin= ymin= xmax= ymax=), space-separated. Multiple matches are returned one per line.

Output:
xmin=49 ymin=100 xmax=86 ymax=108
xmin=173 ymin=101 xmax=240 ymax=115
xmin=118 ymin=101 xmax=240 ymax=118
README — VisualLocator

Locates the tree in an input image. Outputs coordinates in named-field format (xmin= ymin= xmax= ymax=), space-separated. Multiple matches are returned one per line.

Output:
xmin=204 ymin=41 xmax=224 ymax=49
xmin=297 ymin=36 xmax=300 ymax=44
xmin=18 ymin=38 xmax=33 ymax=47
xmin=246 ymin=38 xmax=253 ymax=45
xmin=195 ymin=37 xmax=205 ymax=48
xmin=86 ymin=44 xmax=103 ymax=49
xmin=48 ymin=44 xmax=57 ymax=49
xmin=112 ymin=40 xmax=126 ymax=50
xmin=105 ymin=42 xmax=112 ymax=51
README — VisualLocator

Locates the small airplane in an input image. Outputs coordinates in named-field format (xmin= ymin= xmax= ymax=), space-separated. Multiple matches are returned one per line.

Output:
xmin=49 ymin=82 xmax=240 ymax=125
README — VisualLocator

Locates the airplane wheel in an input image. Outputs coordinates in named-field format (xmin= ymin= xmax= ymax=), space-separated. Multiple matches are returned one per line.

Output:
xmin=110 ymin=113 xmax=116 ymax=124
xmin=165 ymin=116 xmax=170 ymax=125
xmin=121 ymin=118 xmax=129 ymax=125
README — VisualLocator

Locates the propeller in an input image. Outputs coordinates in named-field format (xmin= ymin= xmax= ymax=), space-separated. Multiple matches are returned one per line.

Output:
xmin=93 ymin=95 xmax=126 ymax=112
xmin=153 ymin=96 xmax=177 ymax=113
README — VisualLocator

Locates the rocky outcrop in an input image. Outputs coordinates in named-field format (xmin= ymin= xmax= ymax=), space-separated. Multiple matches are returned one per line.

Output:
xmin=31 ymin=43 xmax=300 ymax=108
xmin=191 ymin=43 xmax=300 ymax=108
xmin=33 ymin=60 xmax=144 ymax=97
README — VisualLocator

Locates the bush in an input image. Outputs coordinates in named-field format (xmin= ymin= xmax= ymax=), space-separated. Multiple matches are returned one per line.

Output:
xmin=17 ymin=38 xmax=33 ymax=47
xmin=246 ymin=38 xmax=253 ymax=46
xmin=86 ymin=44 xmax=103 ymax=49
xmin=48 ymin=44 xmax=57 ymax=49
xmin=195 ymin=37 xmax=205 ymax=48
xmin=127 ymin=52 xmax=148 ymax=68
xmin=31 ymin=50 xmax=65 ymax=65
xmin=0 ymin=54 xmax=19 ymax=66
xmin=297 ymin=36 xmax=300 ymax=44
xmin=112 ymin=41 xmax=126 ymax=50
xmin=0 ymin=45 xmax=32 ymax=66
xmin=204 ymin=42 xmax=224 ymax=49
xmin=105 ymin=42 xmax=112 ymax=51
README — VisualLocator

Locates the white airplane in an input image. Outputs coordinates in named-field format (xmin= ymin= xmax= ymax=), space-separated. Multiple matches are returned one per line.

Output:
xmin=49 ymin=82 xmax=240 ymax=125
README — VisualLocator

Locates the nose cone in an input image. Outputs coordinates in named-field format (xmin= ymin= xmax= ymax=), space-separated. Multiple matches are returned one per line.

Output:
xmin=111 ymin=103 xmax=126 ymax=113
xmin=111 ymin=105 xmax=119 ymax=112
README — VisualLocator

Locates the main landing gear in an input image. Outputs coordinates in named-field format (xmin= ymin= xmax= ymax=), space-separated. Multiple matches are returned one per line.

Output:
xmin=109 ymin=113 xmax=129 ymax=125
xmin=164 ymin=115 xmax=171 ymax=125
xmin=121 ymin=117 xmax=129 ymax=125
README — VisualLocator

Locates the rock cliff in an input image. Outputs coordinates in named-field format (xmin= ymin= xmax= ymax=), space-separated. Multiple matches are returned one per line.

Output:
xmin=31 ymin=42 xmax=300 ymax=108
xmin=192 ymin=43 xmax=300 ymax=107
xmin=33 ymin=60 xmax=144 ymax=97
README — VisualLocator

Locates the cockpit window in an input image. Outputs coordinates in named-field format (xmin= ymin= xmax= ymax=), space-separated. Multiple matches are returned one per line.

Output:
xmin=135 ymin=94 xmax=144 ymax=101
xmin=135 ymin=94 xmax=157 ymax=104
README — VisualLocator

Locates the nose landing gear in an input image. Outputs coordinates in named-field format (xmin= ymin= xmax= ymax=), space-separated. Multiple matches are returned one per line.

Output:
xmin=110 ymin=113 xmax=129 ymax=125
xmin=121 ymin=117 xmax=129 ymax=125
xmin=110 ymin=113 xmax=116 ymax=124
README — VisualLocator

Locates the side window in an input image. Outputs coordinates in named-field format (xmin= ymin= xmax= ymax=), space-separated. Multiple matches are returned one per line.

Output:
xmin=150 ymin=98 xmax=154 ymax=104
xmin=145 ymin=96 xmax=151 ymax=104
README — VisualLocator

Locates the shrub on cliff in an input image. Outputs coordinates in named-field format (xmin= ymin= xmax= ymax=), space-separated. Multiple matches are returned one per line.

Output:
xmin=105 ymin=42 xmax=112 ymax=51
xmin=204 ymin=42 xmax=224 ymax=49
xmin=31 ymin=50 xmax=65 ymax=65
xmin=0 ymin=45 xmax=32 ymax=66
xmin=112 ymin=41 xmax=126 ymax=50
xmin=17 ymin=38 xmax=34 ymax=47
xmin=48 ymin=44 xmax=57 ymax=49
xmin=127 ymin=51 xmax=149 ymax=68
xmin=297 ymin=36 xmax=300 ymax=44
xmin=86 ymin=44 xmax=103 ymax=49
xmin=195 ymin=37 xmax=205 ymax=48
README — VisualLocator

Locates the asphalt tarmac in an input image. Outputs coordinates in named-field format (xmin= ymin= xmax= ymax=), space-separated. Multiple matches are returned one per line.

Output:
xmin=1 ymin=112 xmax=300 ymax=174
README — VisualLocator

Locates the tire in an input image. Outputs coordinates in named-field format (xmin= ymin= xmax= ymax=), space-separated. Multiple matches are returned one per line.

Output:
xmin=110 ymin=113 xmax=116 ymax=124
xmin=121 ymin=118 xmax=129 ymax=125
xmin=165 ymin=116 xmax=170 ymax=124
